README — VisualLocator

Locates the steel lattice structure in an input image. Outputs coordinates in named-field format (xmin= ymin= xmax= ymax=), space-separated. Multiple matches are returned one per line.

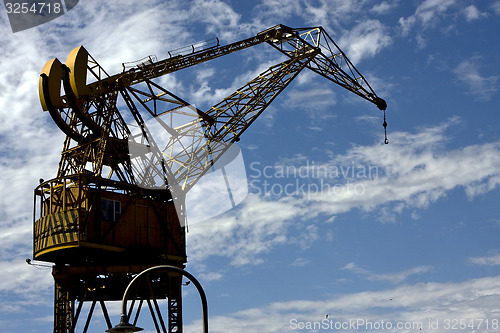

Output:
xmin=34 ymin=24 xmax=386 ymax=333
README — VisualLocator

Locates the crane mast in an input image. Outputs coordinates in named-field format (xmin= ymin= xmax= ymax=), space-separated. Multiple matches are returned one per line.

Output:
xmin=35 ymin=24 xmax=387 ymax=333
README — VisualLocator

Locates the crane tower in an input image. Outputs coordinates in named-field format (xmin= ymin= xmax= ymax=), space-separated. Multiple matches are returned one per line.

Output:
xmin=34 ymin=24 xmax=387 ymax=333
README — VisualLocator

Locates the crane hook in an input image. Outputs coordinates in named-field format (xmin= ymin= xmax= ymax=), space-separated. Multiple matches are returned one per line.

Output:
xmin=383 ymin=109 xmax=389 ymax=144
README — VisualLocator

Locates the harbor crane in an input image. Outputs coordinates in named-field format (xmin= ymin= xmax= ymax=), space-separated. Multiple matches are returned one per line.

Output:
xmin=35 ymin=24 xmax=387 ymax=333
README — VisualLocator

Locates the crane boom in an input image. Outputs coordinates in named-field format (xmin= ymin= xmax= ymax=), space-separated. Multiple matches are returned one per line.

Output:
xmin=63 ymin=25 xmax=385 ymax=109
xmin=125 ymin=26 xmax=386 ymax=193
xmin=266 ymin=26 xmax=386 ymax=110
xmin=39 ymin=24 xmax=387 ymax=193
xmin=63 ymin=25 xmax=291 ymax=100
xmin=164 ymin=50 xmax=320 ymax=193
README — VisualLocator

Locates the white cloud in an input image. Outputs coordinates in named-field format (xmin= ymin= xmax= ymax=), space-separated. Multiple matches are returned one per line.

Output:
xmin=415 ymin=0 xmax=457 ymax=25
xmin=283 ymin=86 xmax=337 ymax=119
xmin=371 ymin=1 xmax=397 ymax=15
xmin=398 ymin=0 xmax=457 ymax=36
xmin=184 ymin=274 xmax=500 ymax=332
xmin=290 ymin=257 xmax=309 ymax=267
xmin=187 ymin=118 xmax=500 ymax=266
xmin=492 ymin=1 xmax=500 ymax=15
xmin=398 ymin=15 xmax=417 ymax=36
xmin=453 ymin=57 xmax=499 ymax=101
xmin=0 ymin=260 xmax=52 ymax=295
xmin=198 ymin=270 xmax=224 ymax=282
xmin=342 ymin=262 xmax=432 ymax=284
xmin=187 ymin=195 xmax=301 ymax=267
xmin=308 ymin=119 xmax=500 ymax=212
xmin=62 ymin=2 xmax=192 ymax=73
xmin=302 ymin=0 xmax=332 ymax=28
xmin=189 ymin=0 xmax=242 ymax=41
xmin=470 ymin=252 xmax=500 ymax=266
xmin=302 ymin=0 xmax=366 ymax=29
xmin=291 ymin=224 xmax=320 ymax=250
xmin=252 ymin=0 xmax=302 ymax=27
xmin=194 ymin=0 xmax=240 ymax=26
xmin=252 ymin=0 xmax=396 ymax=58
xmin=190 ymin=57 xmax=284 ymax=107
xmin=338 ymin=20 xmax=392 ymax=64
xmin=463 ymin=5 xmax=488 ymax=22
xmin=0 ymin=18 xmax=66 ymax=324
xmin=0 ymin=18 xmax=67 ymax=271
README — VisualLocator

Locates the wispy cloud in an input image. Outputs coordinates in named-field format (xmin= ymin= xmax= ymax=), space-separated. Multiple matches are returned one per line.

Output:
xmin=470 ymin=252 xmax=500 ymax=266
xmin=184 ymin=274 xmax=500 ymax=332
xmin=188 ymin=117 xmax=500 ymax=265
xmin=0 ymin=260 xmax=53 ymax=295
xmin=187 ymin=195 xmax=301 ymax=267
xmin=198 ymin=270 xmax=224 ymax=282
xmin=463 ymin=5 xmax=488 ymax=22
xmin=370 ymin=1 xmax=398 ymax=15
xmin=398 ymin=0 xmax=457 ymax=36
xmin=307 ymin=118 xmax=500 ymax=218
xmin=189 ymin=0 xmax=243 ymax=41
xmin=342 ymin=262 xmax=432 ymax=284
xmin=339 ymin=19 xmax=392 ymax=64
xmin=290 ymin=257 xmax=309 ymax=267
xmin=254 ymin=0 xmax=392 ymax=64
xmin=493 ymin=1 xmax=500 ymax=15
xmin=301 ymin=0 xmax=367 ymax=30
xmin=453 ymin=57 xmax=499 ymax=101
xmin=190 ymin=57 xmax=284 ymax=108
xmin=282 ymin=86 xmax=338 ymax=125
xmin=251 ymin=0 xmax=302 ymax=28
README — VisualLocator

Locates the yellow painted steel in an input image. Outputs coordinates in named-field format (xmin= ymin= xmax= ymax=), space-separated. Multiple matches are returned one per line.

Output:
xmin=34 ymin=209 xmax=79 ymax=257
xmin=39 ymin=58 xmax=64 ymax=110
xmin=65 ymin=45 xmax=90 ymax=98
xmin=35 ymin=244 xmax=79 ymax=258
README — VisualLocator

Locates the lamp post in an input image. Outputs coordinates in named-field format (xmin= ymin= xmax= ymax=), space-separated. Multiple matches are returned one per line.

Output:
xmin=106 ymin=265 xmax=208 ymax=333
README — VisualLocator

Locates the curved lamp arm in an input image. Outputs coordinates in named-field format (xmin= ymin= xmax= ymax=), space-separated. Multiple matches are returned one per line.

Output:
xmin=107 ymin=265 xmax=208 ymax=333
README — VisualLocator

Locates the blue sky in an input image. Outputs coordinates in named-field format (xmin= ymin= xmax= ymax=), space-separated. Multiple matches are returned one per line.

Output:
xmin=1 ymin=0 xmax=500 ymax=332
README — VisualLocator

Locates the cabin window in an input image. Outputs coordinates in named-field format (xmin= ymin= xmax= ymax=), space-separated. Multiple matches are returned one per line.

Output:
xmin=101 ymin=199 xmax=121 ymax=222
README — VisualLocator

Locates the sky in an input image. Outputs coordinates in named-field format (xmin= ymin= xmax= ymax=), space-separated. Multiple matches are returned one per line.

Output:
xmin=1 ymin=0 xmax=500 ymax=332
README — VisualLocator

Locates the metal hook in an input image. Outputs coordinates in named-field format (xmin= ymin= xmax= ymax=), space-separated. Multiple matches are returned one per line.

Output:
xmin=383 ymin=109 xmax=389 ymax=144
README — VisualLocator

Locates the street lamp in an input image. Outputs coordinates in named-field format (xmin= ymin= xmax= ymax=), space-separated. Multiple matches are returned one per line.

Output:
xmin=106 ymin=265 xmax=208 ymax=333
xmin=106 ymin=321 xmax=143 ymax=333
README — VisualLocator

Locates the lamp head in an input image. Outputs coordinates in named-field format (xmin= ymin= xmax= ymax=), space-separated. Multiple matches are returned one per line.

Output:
xmin=106 ymin=321 xmax=143 ymax=333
